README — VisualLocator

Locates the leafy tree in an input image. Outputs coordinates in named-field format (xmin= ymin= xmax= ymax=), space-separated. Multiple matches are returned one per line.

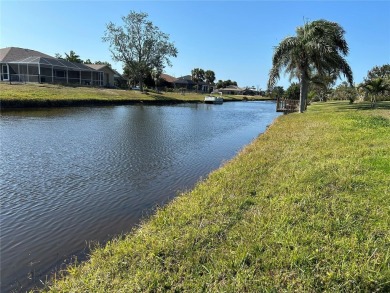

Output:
xmin=103 ymin=11 xmax=178 ymax=91
xmin=191 ymin=68 xmax=205 ymax=93
xmin=309 ymin=70 xmax=339 ymax=102
xmin=55 ymin=53 xmax=64 ymax=60
xmin=216 ymin=80 xmax=223 ymax=89
xmin=268 ymin=19 xmax=353 ymax=113
xmin=284 ymin=83 xmax=300 ymax=100
xmin=225 ymin=80 xmax=237 ymax=87
xmin=123 ymin=65 xmax=137 ymax=87
xmin=95 ymin=61 xmax=112 ymax=68
xmin=366 ymin=64 xmax=390 ymax=80
xmin=268 ymin=86 xmax=284 ymax=98
xmin=84 ymin=59 xmax=92 ymax=64
xmin=330 ymin=82 xmax=357 ymax=104
xmin=215 ymin=79 xmax=238 ymax=89
xmin=64 ymin=50 xmax=83 ymax=63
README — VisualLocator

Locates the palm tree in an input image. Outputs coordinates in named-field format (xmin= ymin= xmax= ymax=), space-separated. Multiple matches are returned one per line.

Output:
xmin=64 ymin=50 xmax=83 ymax=63
xmin=204 ymin=70 xmax=216 ymax=93
xmin=268 ymin=19 xmax=353 ymax=113
xmin=191 ymin=68 xmax=205 ymax=93
xmin=360 ymin=78 xmax=390 ymax=107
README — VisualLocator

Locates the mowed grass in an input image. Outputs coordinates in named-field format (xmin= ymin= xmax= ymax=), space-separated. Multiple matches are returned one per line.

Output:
xmin=44 ymin=101 xmax=389 ymax=292
xmin=0 ymin=83 xmax=266 ymax=107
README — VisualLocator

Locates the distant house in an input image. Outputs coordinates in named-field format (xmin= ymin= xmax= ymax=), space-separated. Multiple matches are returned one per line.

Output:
xmin=159 ymin=73 xmax=179 ymax=88
xmin=218 ymin=85 xmax=245 ymax=95
xmin=159 ymin=73 xmax=192 ymax=89
xmin=84 ymin=64 xmax=117 ymax=87
xmin=159 ymin=73 xmax=212 ymax=92
xmin=0 ymin=47 xmax=114 ymax=86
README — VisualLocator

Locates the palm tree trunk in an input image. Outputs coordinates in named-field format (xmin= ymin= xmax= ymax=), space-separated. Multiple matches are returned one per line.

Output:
xmin=299 ymin=72 xmax=309 ymax=113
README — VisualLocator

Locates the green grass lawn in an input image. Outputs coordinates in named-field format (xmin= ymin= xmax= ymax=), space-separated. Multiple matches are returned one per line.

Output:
xmin=0 ymin=83 xmax=268 ymax=107
xmin=41 ymin=101 xmax=389 ymax=292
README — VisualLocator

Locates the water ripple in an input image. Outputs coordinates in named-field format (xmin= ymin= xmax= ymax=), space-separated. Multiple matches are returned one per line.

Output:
xmin=0 ymin=102 xmax=280 ymax=292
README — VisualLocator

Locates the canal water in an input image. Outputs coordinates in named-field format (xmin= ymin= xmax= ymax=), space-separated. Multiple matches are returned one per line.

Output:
xmin=0 ymin=101 xmax=280 ymax=291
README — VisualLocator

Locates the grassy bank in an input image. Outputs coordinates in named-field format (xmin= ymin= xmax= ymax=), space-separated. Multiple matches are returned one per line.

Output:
xmin=43 ymin=101 xmax=389 ymax=292
xmin=0 ymin=83 xmax=269 ymax=108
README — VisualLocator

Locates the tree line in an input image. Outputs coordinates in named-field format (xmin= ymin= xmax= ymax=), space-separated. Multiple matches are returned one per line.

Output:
xmin=102 ymin=11 xmax=242 ymax=91
xmin=190 ymin=68 xmax=238 ymax=92
xmin=269 ymin=63 xmax=389 ymax=108
xmin=55 ymin=12 xmax=388 ymax=104
xmin=55 ymin=51 xmax=112 ymax=68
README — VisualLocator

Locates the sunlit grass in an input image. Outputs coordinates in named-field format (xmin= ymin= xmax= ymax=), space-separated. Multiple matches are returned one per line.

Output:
xmin=0 ymin=83 xmax=268 ymax=107
xmin=41 ymin=101 xmax=389 ymax=292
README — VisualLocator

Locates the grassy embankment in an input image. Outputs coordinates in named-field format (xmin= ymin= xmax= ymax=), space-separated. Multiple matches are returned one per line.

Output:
xmin=0 ymin=83 xmax=268 ymax=108
xmin=42 ymin=100 xmax=390 ymax=292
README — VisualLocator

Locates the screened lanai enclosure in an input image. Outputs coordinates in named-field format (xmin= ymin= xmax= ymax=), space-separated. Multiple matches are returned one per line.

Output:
xmin=5 ymin=57 xmax=104 ymax=85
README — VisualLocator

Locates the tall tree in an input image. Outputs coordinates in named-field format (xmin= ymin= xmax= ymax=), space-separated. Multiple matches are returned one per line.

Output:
xmin=103 ymin=11 xmax=178 ymax=91
xmin=191 ymin=68 xmax=205 ymax=93
xmin=204 ymin=70 xmax=216 ymax=93
xmin=366 ymin=64 xmax=390 ymax=80
xmin=204 ymin=70 xmax=216 ymax=84
xmin=64 ymin=50 xmax=83 ymax=63
xmin=268 ymin=19 xmax=353 ymax=113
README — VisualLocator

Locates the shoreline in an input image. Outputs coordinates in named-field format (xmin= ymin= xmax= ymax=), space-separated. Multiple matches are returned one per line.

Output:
xmin=42 ymin=101 xmax=389 ymax=292
xmin=0 ymin=98 xmax=273 ymax=109
xmin=0 ymin=83 xmax=274 ymax=109
xmin=0 ymin=98 xmax=200 ymax=109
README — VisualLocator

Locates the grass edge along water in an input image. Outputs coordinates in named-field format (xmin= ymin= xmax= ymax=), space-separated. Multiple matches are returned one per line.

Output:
xmin=40 ymin=101 xmax=390 ymax=292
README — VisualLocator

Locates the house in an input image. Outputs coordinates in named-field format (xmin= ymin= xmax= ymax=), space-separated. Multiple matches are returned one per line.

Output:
xmin=84 ymin=64 xmax=117 ymax=87
xmin=159 ymin=73 xmax=212 ymax=92
xmin=159 ymin=73 xmax=194 ymax=90
xmin=177 ymin=75 xmax=209 ymax=92
xmin=218 ymin=85 xmax=245 ymax=95
xmin=177 ymin=75 xmax=214 ymax=92
xmin=0 ymin=47 xmax=115 ymax=87
xmin=159 ymin=73 xmax=178 ymax=88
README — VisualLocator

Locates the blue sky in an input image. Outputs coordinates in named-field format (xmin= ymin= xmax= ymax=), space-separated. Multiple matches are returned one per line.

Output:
xmin=1 ymin=1 xmax=389 ymax=89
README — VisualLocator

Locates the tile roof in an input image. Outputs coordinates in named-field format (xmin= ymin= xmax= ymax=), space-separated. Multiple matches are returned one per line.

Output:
xmin=85 ymin=64 xmax=107 ymax=71
xmin=85 ymin=64 xmax=117 ymax=74
xmin=160 ymin=73 xmax=177 ymax=83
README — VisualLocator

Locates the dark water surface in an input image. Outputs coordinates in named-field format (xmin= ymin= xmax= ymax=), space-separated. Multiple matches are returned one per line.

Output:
xmin=0 ymin=102 xmax=280 ymax=291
